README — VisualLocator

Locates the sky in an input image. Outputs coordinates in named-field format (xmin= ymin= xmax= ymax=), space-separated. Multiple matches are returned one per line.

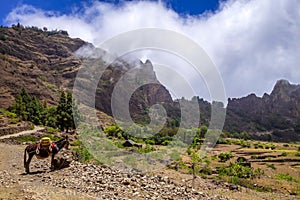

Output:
xmin=1 ymin=0 xmax=300 ymax=102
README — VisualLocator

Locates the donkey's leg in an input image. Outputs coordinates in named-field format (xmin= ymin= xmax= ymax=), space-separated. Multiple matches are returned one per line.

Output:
xmin=25 ymin=153 xmax=34 ymax=174
xmin=50 ymin=153 xmax=55 ymax=171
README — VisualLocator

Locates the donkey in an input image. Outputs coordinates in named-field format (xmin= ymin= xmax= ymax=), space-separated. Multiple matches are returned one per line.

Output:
xmin=24 ymin=136 xmax=69 ymax=174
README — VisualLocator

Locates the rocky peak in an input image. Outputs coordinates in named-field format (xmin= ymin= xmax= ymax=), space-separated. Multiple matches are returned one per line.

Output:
xmin=270 ymin=79 xmax=300 ymax=102
xmin=225 ymin=79 xmax=300 ymax=142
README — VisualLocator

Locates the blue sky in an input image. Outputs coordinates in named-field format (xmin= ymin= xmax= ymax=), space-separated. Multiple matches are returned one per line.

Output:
xmin=1 ymin=0 xmax=300 ymax=101
xmin=1 ymin=0 xmax=222 ymax=25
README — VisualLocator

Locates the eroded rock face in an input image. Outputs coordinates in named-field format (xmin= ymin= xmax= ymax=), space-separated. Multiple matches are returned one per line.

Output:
xmin=225 ymin=79 xmax=300 ymax=141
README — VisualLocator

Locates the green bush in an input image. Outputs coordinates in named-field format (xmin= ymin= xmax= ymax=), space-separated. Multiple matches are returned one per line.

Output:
xmin=218 ymin=152 xmax=234 ymax=162
xmin=114 ymin=141 xmax=124 ymax=148
xmin=10 ymin=118 xmax=19 ymax=124
xmin=6 ymin=111 xmax=17 ymax=118
xmin=162 ymin=140 xmax=172 ymax=146
xmin=211 ymin=155 xmax=217 ymax=161
xmin=73 ymin=145 xmax=93 ymax=163
xmin=276 ymin=173 xmax=294 ymax=182
xmin=47 ymin=127 xmax=58 ymax=133
xmin=281 ymin=152 xmax=287 ymax=156
xmin=217 ymin=162 xmax=263 ymax=178
xmin=145 ymin=139 xmax=155 ymax=145
xmin=200 ymin=165 xmax=212 ymax=175
xmin=186 ymin=148 xmax=192 ymax=155
xmin=138 ymin=144 xmax=155 ymax=154
xmin=71 ymin=140 xmax=81 ymax=146
xmin=15 ymin=135 xmax=37 ymax=143
xmin=266 ymin=164 xmax=276 ymax=170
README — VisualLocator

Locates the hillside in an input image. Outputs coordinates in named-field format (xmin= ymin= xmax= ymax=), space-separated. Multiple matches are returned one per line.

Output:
xmin=0 ymin=25 xmax=85 ymax=107
xmin=0 ymin=25 xmax=300 ymax=142
xmin=225 ymin=80 xmax=300 ymax=141
xmin=0 ymin=25 xmax=174 ymax=124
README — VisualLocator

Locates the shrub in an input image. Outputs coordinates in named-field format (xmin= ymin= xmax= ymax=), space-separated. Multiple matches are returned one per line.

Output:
xmin=200 ymin=165 xmax=212 ymax=175
xmin=71 ymin=140 xmax=81 ymax=146
xmin=138 ymin=144 xmax=155 ymax=154
xmin=10 ymin=118 xmax=19 ymax=124
xmin=281 ymin=152 xmax=287 ymax=156
xmin=186 ymin=147 xmax=192 ymax=155
xmin=266 ymin=164 xmax=276 ymax=170
xmin=47 ymin=127 xmax=58 ymax=133
xmin=0 ymin=34 xmax=6 ymax=41
xmin=73 ymin=145 xmax=93 ymax=163
xmin=162 ymin=140 xmax=172 ymax=146
xmin=145 ymin=139 xmax=155 ymax=145
xmin=276 ymin=173 xmax=294 ymax=182
xmin=211 ymin=155 xmax=217 ymax=161
xmin=6 ymin=111 xmax=17 ymax=118
xmin=15 ymin=135 xmax=37 ymax=143
xmin=218 ymin=152 xmax=234 ymax=162
xmin=217 ymin=162 xmax=263 ymax=178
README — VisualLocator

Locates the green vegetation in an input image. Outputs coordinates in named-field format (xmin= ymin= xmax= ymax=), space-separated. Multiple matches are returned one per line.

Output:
xmin=8 ymin=88 xmax=81 ymax=132
xmin=266 ymin=164 xmax=276 ymax=170
xmin=15 ymin=135 xmax=37 ymax=143
xmin=276 ymin=173 xmax=296 ymax=182
xmin=218 ymin=152 xmax=234 ymax=162
xmin=72 ymin=141 xmax=93 ymax=163
xmin=217 ymin=162 xmax=263 ymax=179
xmin=281 ymin=152 xmax=287 ymax=156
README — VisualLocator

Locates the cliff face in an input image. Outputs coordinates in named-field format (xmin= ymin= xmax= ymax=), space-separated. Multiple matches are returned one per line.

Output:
xmin=1 ymin=25 xmax=300 ymax=141
xmin=0 ymin=25 xmax=174 ymax=123
xmin=225 ymin=80 xmax=300 ymax=141
xmin=0 ymin=25 xmax=85 ymax=107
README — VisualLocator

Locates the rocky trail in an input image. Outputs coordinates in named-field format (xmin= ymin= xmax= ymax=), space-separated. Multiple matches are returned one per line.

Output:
xmin=0 ymin=126 xmax=45 ymax=140
xmin=0 ymin=131 xmax=298 ymax=199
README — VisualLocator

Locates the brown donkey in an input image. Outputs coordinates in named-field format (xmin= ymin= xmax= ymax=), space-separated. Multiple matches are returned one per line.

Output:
xmin=24 ymin=136 xmax=69 ymax=173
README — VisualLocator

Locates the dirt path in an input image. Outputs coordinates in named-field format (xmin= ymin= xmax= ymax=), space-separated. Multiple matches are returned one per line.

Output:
xmin=0 ymin=129 xmax=298 ymax=200
xmin=0 ymin=142 xmax=98 ymax=200
xmin=0 ymin=126 xmax=45 ymax=140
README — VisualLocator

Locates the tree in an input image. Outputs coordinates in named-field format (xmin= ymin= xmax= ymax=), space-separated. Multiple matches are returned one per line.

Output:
xmin=56 ymin=91 xmax=67 ymax=131
xmin=56 ymin=91 xmax=78 ymax=132
xmin=199 ymin=125 xmax=208 ymax=138
xmin=10 ymin=88 xmax=43 ymax=123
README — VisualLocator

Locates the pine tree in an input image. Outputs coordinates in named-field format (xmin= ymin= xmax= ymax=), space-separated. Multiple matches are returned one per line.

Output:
xmin=65 ymin=92 xmax=74 ymax=132
xmin=56 ymin=91 xmax=67 ymax=131
xmin=10 ymin=88 xmax=44 ymax=124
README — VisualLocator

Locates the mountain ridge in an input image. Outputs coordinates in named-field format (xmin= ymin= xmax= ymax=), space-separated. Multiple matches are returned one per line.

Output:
xmin=0 ymin=25 xmax=299 ymax=141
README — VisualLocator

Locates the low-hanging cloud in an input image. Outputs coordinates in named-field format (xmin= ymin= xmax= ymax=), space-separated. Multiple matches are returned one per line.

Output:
xmin=5 ymin=0 xmax=300 ymax=100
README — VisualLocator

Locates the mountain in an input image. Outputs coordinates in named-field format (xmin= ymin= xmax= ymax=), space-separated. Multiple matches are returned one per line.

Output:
xmin=0 ymin=25 xmax=299 ymax=142
xmin=225 ymin=80 xmax=300 ymax=141
xmin=0 ymin=25 xmax=174 ymax=124
xmin=0 ymin=24 xmax=85 ymax=107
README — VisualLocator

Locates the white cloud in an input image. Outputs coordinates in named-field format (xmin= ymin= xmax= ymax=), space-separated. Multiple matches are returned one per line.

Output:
xmin=5 ymin=0 xmax=300 ymax=100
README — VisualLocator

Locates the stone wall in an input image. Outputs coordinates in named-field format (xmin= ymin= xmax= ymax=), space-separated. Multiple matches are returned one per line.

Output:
xmin=0 ymin=125 xmax=31 ymax=137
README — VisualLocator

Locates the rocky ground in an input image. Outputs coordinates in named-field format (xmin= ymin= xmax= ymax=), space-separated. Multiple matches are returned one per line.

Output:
xmin=0 ymin=138 xmax=299 ymax=199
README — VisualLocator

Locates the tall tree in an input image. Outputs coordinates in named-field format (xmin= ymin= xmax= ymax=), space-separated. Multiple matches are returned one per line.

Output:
xmin=56 ymin=91 xmax=78 ymax=132
xmin=56 ymin=91 xmax=67 ymax=131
